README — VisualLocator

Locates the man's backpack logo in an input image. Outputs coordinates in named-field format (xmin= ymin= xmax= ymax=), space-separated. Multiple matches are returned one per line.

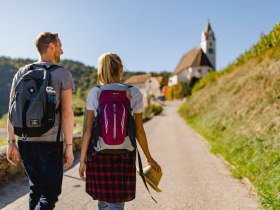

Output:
xmin=30 ymin=119 xmax=39 ymax=126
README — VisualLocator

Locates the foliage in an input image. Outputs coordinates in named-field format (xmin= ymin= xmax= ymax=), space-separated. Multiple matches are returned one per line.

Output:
xmin=0 ymin=113 xmax=8 ymax=128
xmin=164 ymin=86 xmax=172 ymax=101
xmin=165 ymin=84 xmax=180 ymax=100
xmin=73 ymin=115 xmax=84 ymax=134
xmin=143 ymin=104 xmax=163 ymax=121
xmin=0 ymin=137 xmax=6 ymax=147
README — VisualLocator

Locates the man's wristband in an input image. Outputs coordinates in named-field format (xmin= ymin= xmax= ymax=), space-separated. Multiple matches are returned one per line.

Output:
xmin=7 ymin=139 xmax=16 ymax=144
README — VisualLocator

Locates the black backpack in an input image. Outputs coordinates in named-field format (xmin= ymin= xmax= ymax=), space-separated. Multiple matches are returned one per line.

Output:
xmin=9 ymin=64 xmax=60 ymax=138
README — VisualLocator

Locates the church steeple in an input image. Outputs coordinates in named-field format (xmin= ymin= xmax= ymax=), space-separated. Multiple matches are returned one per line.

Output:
xmin=201 ymin=21 xmax=216 ymax=69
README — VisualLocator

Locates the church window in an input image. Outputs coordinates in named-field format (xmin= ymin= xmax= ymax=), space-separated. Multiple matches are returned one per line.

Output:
xmin=208 ymin=48 xmax=214 ymax=54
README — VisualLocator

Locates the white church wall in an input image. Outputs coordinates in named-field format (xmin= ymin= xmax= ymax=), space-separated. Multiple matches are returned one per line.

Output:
xmin=168 ymin=75 xmax=178 ymax=86
xmin=178 ymin=69 xmax=188 ymax=83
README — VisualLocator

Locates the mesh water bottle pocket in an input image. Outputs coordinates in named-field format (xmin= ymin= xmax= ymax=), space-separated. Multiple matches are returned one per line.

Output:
xmin=45 ymin=86 xmax=56 ymax=124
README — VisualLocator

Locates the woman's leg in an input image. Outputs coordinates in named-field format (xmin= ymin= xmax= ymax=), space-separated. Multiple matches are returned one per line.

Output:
xmin=98 ymin=201 xmax=108 ymax=210
xmin=108 ymin=202 xmax=125 ymax=210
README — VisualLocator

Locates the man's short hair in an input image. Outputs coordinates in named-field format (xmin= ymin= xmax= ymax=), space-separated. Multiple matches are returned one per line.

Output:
xmin=35 ymin=32 xmax=58 ymax=54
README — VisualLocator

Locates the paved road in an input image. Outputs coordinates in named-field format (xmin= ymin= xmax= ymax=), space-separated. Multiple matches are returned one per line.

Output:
xmin=1 ymin=101 xmax=260 ymax=210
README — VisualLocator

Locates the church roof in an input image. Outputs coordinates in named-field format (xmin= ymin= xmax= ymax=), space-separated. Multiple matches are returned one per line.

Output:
xmin=205 ymin=22 xmax=212 ymax=32
xmin=124 ymin=73 xmax=151 ymax=84
xmin=171 ymin=48 xmax=213 ymax=76
xmin=203 ymin=22 xmax=216 ymax=40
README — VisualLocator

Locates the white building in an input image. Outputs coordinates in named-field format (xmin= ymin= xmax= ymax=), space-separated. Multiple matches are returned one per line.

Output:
xmin=169 ymin=22 xmax=216 ymax=86
xmin=124 ymin=73 xmax=161 ymax=107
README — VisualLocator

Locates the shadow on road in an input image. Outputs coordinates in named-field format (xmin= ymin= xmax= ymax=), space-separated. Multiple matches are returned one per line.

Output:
xmin=0 ymin=151 xmax=82 ymax=208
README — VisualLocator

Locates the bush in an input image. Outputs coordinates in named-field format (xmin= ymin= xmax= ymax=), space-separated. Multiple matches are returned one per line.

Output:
xmin=73 ymin=107 xmax=84 ymax=116
xmin=143 ymin=105 xmax=163 ymax=121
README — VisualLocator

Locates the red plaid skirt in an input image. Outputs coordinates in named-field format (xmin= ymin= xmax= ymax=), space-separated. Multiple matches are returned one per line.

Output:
xmin=86 ymin=150 xmax=136 ymax=203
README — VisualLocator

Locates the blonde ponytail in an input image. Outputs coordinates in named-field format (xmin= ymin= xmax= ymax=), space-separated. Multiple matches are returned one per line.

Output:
xmin=98 ymin=52 xmax=122 ymax=85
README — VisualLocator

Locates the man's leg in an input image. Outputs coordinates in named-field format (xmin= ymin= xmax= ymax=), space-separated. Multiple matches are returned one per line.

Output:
xmin=35 ymin=142 xmax=63 ymax=210
xmin=18 ymin=141 xmax=41 ymax=210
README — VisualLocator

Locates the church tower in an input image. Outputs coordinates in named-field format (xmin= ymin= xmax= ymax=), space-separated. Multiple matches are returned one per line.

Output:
xmin=201 ymin=21 xmax=216 ymax=69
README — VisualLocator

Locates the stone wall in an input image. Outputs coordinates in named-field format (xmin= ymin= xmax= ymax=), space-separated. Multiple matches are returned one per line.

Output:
xmin=0 ymin=133 xmax=82 ymax=185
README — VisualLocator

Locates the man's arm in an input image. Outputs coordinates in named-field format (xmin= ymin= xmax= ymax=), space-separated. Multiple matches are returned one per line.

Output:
xmin=61 ymin=89 xmax=74 ymax=169
xmin=6 ymin=84 xmax=20 ymax=166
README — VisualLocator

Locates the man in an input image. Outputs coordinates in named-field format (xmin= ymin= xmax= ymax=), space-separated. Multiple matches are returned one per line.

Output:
xmin=6 ymin=32 xmax=75 ymax=210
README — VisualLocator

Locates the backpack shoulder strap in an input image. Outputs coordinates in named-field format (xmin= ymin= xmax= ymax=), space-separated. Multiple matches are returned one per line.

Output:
xmin=96 ymin=85 xmax=102 ymax=90
xmin=27 ymin=64 xmax=34 ymax=70
xmin=30 ymin=64 xmax=60 ymax=72
xmin=136 ymin=149 xmax=157 ymax=203
xmin=124 ymin=84 xmax=133 ymax=89
xmin=47 ymin=64 xmax=61 ymax=72
xmin=124 ymin=84 xmax=133 ymax=100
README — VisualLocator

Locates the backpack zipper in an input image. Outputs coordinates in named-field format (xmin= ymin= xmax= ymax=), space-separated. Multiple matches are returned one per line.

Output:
xmin=113 ymin=104 xmax=116 ymax=140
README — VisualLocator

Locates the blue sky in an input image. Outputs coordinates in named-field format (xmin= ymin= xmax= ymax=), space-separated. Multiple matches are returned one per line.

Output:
xmin=0 ymin=1 xmax=279 ymax=72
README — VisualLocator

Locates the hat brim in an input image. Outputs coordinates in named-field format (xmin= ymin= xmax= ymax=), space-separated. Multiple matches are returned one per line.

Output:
xmin=144 ymin=175 xmax=162 ymax=192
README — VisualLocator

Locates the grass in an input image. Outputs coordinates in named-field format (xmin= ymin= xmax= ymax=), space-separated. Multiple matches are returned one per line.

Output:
xmin=0 ymin=114 xmax=7 ymax=128
xmin=74 ymin=115 xmax=84 ymax=134
xmin=0 ymin=136 xmax=6 ymax=146
xmin=179 ymin=55 xmax=280 ymax=209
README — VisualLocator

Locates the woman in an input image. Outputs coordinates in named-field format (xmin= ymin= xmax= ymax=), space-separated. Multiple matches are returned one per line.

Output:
xmin=79 ymin=52 xmax=161 ymax=210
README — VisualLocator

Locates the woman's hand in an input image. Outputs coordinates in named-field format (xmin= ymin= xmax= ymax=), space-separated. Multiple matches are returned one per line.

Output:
xmin=147 ymin=158 xmax=161 ymax=173
xmin=79 ymin=162 xmax=86 ymax=181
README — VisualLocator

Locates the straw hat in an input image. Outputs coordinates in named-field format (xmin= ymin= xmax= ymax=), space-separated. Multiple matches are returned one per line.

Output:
xmin=138 ymin=165 xmax=162 ymax=192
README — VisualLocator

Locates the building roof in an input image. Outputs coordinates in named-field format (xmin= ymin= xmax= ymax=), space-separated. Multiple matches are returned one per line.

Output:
xmin=124 ymin=73 xmax=151 ymax=84
xmin=203 ymin=22 xmax=216 ymax=41
xmin=156 ymin=76 xmax=163 ymax=83
xmin=205 ymin=22 xmax=212 ymax=32
xmin=171 ymin=48 xmax=213 ymax=76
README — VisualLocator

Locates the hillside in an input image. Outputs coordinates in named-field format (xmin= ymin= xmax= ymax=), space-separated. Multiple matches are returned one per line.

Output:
xmin=179 ymin=23 xmax=280 ymax=209
xmin=0 ymin=57 xmax=98 ymax=118
xmin=0 ymin=57 xmax=169 ymax=118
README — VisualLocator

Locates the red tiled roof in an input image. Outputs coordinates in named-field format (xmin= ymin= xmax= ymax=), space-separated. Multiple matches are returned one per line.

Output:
xmin=156 ymin=76 xmax=163 ymax=83
xmin=124 ymin=73 xmax=151 ymax=84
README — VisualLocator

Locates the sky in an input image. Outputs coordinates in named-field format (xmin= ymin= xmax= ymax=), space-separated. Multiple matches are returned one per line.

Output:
xmin=0 ymin=1 xmax=279 ymax=72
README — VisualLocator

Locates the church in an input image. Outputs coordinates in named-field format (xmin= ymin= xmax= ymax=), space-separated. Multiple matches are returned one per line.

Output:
xmin=168 ymin=22 xmax=216 ymax=86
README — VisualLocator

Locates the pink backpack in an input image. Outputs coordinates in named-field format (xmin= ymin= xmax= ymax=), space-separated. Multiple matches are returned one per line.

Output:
xmin=91 ymin=85 xmax=137 ymax=154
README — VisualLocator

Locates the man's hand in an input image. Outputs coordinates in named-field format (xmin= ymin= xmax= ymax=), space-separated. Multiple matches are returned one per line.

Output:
xmin=64 ymin=145 xmax=74 ymax=169
xmin=7 ymin=143 xmax=20 ymax=166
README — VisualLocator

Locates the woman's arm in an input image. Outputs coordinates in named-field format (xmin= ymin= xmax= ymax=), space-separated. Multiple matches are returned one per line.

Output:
xmin=79 ymin=109 xmax=95 ymax=180
xmin=134 ymin=113 xmax=161 ymax=173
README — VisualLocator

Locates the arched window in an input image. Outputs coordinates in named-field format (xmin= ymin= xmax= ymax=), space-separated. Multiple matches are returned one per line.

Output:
xmin=208 ymin=48 xmax=214 ymax=54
